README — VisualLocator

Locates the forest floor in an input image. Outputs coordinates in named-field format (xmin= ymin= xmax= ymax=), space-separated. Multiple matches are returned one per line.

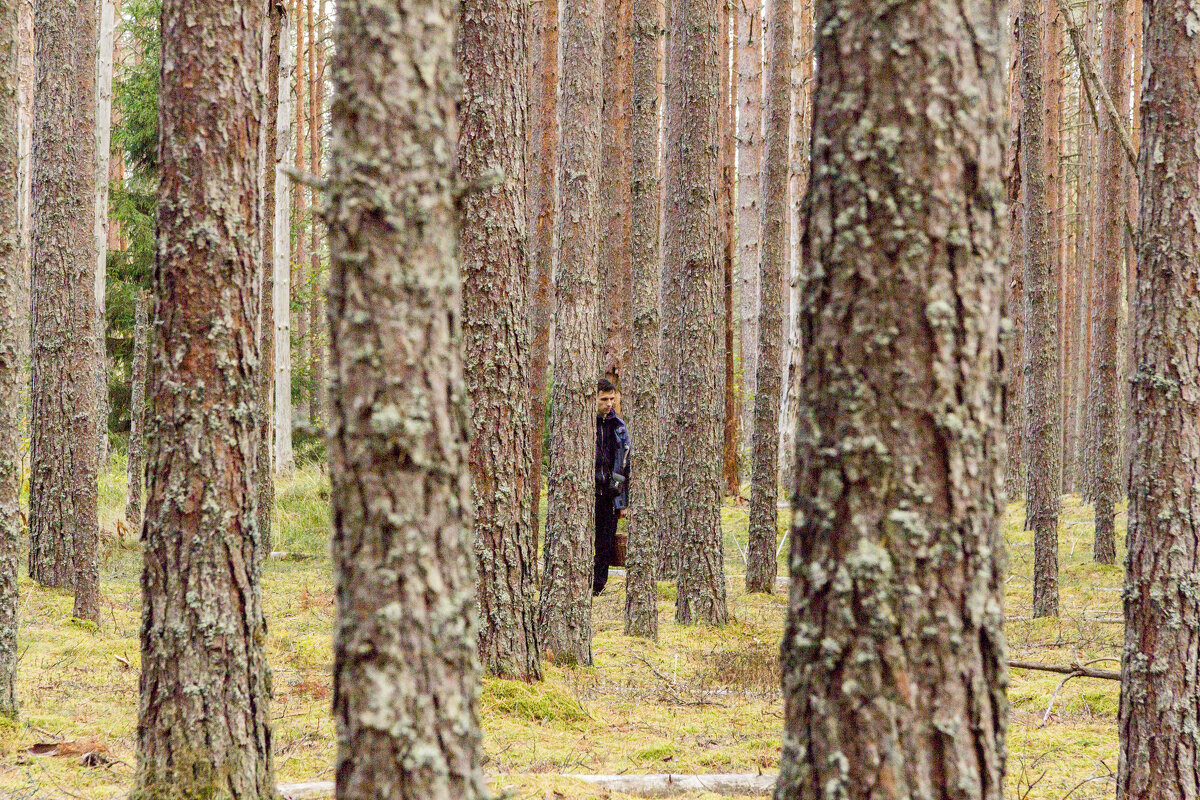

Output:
xmin=0 ymin=460 xmax=1122 ymax=799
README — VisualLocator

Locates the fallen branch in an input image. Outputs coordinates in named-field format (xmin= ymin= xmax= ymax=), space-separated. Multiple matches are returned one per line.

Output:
xmin=572 ymin=773 xmax=777 ymax=797
xmin=1009 ymin=659 xmax=1120 ymax=681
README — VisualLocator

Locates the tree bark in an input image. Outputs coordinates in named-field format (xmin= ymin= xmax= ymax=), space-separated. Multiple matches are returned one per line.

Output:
xmin=124 ymin=289 xmax=148 ymax=531
xmin=1119 ymin=0 xmax=1200 ymax=789
xmin=327 ymin=1 xmax=487 ymax=797
xmin=537 ymin=0 xmax=603 ymax=666
xmin=458 ymin=0 xmax=542 ymax=682
xmin=274 ymin=11 xmax=295 ymax=475
xmin=292 ymin=0 xmax=308 ymax=417
xmin=662 ymin=0 xmax=727 ymax=626
xmin=600 ymin=0 xmax=632 ymax=385
xmin=624 ymin=0 xmax=664 ymax=641
xmin=305 ymin=0 xmax=323 ymax=427
xmin=134 ymin=1 xmax=273 ymax=797
xmin=29 ymin=0 xmax=100 ymax=624
xmin=1088 ymin=0 xmax=1127 ymax=564
xmin=1005 ymin=12 xmax=1026 ymax=501
xmin=94 ymin=0 xmax=116 ymax=467
xmin=1020 ymin=0 xmax=1062 ymax=618
xmin=0 ymin=0 xmax=19 ymax=717
xmin=737 ymin=0 xmax=763 ymax=461
xmin=777 ymin=0 xmax=1009 ymax=789
xmin=527 ymin=0 xmax=559 ymax=536
xmin=14 ymin=0 xmax=29 ymax=374
xmin=745 ymin=0 xmax=791 ymax=595
xmin=721 ymin=0 xmax=740 ymax=500
xmin=257 ymin=0 xmax=286 ymax=547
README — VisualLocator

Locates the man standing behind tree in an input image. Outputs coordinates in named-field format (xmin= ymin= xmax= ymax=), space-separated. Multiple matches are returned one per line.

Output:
xmin=594 ymin=378 xmax=630 ymax=595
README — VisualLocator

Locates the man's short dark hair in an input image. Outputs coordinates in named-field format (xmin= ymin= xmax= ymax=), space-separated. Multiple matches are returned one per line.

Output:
xmin=597 ymin=378 xmax=617 ymax=394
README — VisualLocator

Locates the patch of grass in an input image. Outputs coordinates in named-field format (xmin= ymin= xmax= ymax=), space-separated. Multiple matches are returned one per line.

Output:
xmin=481 ymin=679 xmax=589 ymax=723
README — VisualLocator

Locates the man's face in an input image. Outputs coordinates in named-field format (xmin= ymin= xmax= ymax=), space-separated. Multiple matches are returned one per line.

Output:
xmin=597 ymin=391 xmax=617 ymax=417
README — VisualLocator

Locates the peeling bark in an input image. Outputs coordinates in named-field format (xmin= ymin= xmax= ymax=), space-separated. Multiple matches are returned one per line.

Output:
xmin=459 ymin=0 xmax=542 ymax=682
xmin=777 ymin=0 xmax=1009 ymax=789
xmin=326 ymin=2 xmax=486 ymax=797
xmin=133 ymin=1 xmax=273 ymax=796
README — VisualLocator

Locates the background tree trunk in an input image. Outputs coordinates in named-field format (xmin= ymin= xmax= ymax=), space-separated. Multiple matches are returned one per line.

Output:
xmin=745 ymin=0 xmax=792 ymax=594
xmin=1088 ymin=0 xmax=1128 ymax=564
xmin=777 ymin=0 xmax=1009 ymax=787
xmin=94 ymin=0 xmax=116 ymax=467
xmin=135 ymin=1 xmax=273 ymax=796
xmin=1119 ymin=0 xmax=1200 ymax=788
xmin=624 ymin=0 xmax=664 ymax=641
xmin=537 ymin=0 xmax=603 ymax=666
xmin=273 ymin=11 xmax=295 ymax=475
xmin=14 ymin=0 xmax=29 ymax=373
xmin=662 ymin=0 xmax=728 ymax=626
xmin=721 ymin=0 xmax=740 ymax=500
xmin=0 ymin=0 xmax=19 ymax=717
xmin=327 ymin=2 xmax=487 ymax=797
xmin=527 ymin=0 xmax=559 ymax=537
xmin=292 ymin=0 xmax=308 ymax=417
xmin=600 ymin=0 xmax=632 ymax=385
xmin=29 ymin=0 xmax=100 ymax=623
xmin=1005 ymin=13 xmax=1026 ymax=501
xmin=459 ymin=0 xmax=542 ymax=683
xmin=1020 ymin=0 xmax=1062 ymax=618
xmin=305 ymin=0 xmax=323 ymax=427
xmin=124 ymin=289 xmax=148 ymax=530
xmin=736 ymin=0 xmax=763 ymax=464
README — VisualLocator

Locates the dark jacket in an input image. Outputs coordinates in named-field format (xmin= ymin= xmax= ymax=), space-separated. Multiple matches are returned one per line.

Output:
xmin=596 ymin=409 xmax=631 ymax=511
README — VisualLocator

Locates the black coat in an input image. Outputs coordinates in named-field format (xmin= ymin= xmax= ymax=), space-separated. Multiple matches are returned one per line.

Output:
xmin=595 ymin=410 xmax=631 ymax=511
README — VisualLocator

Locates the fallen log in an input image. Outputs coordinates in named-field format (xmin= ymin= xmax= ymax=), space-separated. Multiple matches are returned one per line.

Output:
xmin=572 ymin=773 xmax=777 ymax=797
xmin=1008 ymin=660 xmax=1121 ymax=681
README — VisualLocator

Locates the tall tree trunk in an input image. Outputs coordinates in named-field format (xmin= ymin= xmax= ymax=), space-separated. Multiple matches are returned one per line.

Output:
xmin=600 ymin=0 xmax=632 ymax=385
xmin=721 ymin=0 xmax=740 ymax=500
xmin=1078 ymin=0 xmax=1099 ymax=502
xmin=777 ymin=0 xmax=1009 ymax=788
xmin=527 ymin=0 xmax=559 ymax=536
xmin=1089 ymin=0 xmax=1128 ymax=564
xmin=14 ymin=0 xmax=29 ymax=374
xmin=624 ymin=0 xmax=664 ymax=641
xmin=1119 ymin=0 xmax=1200 ymax=789
xmin=737 ymin=0 xmax=763 ymax=462
xmin=327 ymin=3 xmax=486 ymax=797
xmin=274 ymin=10 xmax=295 ymax=475
xmin=0 ymin=0 xmax=19 ymax=717
xmin=94 ymin=0 xmax=116 ymax=467
xmin=1021 ymin=0 xmax=1062 ymax=618
xmin=306 ymin=0 xmax=323 ymax=426
xmin=124 ymin=289 xmax=148 ymax=530
xmin=29 ymin=0 xmax=100 ymax=623
xmin=1072 ymin=13 xmax=1096 ymax=501
xmin=1043 ymin=0 xmax=1066 ymax=493
xmin=258 ymin=0 xmax=285 ymax=547
xmin=1005 ymin=13 xmax=1026 ymax=501
xmin=135 ymin=1 xmax=273 ymax=796
xmin=459 ymin=0 xmax=542 ymax=683
xmin=537 ymin=0 xmax=603 ymax=666
xmin=292 ymin=0 xmax=308 ymax=420
xmin=662 ymin=0 xmax=727 ymax=626
xmin=745 ymin=0 xmax=791 ymax=595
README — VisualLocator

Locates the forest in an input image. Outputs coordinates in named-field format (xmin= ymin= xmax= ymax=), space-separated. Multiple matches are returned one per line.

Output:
xmin=0 ymin=0 xmax=1185 ymax=797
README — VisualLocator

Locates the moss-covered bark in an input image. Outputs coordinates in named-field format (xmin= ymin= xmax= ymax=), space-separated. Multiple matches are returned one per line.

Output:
xmin=623 ymin=0 xmax=663 ymax=641
xmin=133 ymin=2 xmax=274 ymax=797
xmin=0 ymin=0 xmax=19 ymax=718
xmin=777 ymin=0 xmax=1009 ymax=790
xmin=29 ymin=0 xmax=100 ymax=623
xmin=537 ymin=0 xmax=603 ymax=666
xmin=326 ymin=2 xmax=486 ymax=798
xmin=1118 ymin=0 xmax=1200 ymax=791
xmin=662 ymin=0 xmax=727 ymax=627
xmin=745 ymin=0 xmax=792 ymax=595
xmin=458 ymin=0 xmax=542 ymax=682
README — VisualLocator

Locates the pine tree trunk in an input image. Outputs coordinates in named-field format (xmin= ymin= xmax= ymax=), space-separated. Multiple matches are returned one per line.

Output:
xmin=274 ymin=10 xmax=295 ymax=475
xmin=327 ymin=2 xmax=486 ymax=797
xmin=94 ymin=0 xmax=116 ymax=468
xmin=1042 ymin=0 xmax=1066 ymax=493
xmin=537 ymin=0 xmax=603 ymax=666
xmin=720 ymin=0 xmax=740 ymax=500
xmin=0 ymin=0 xmax=19 ymax=717
xmin=624 ymin=0 xmax=664 ymax=641
xmin=29 ymin=0 xmax=101 ymax=624
xmin=527 ymin=0 xmax=558 ymax=543
xmin=306 ymin=0 xmax=323 ymax=426
xmin=737 ymin=0 xmax=763 ymax=460
xmin=257 ymin=0 xmax=285 ymax=548
xmin=1119 ymin=0 xmax=1200 ymax=789
xmin=14 ymin=0 xmax=29 ymax=373
xmin=292 ymin=0 xmax=308 ymax=421
xmin=124 ymin=289 xmax=148 ymax=530
xmin=745 ymin=0 xmax=791 ymax=595
xmin=1089 ymin=0 xmax=1128 ymax=564
xmin=459 ymin=0 xmax=542 ymax=682
xmin=1078 ymin=0 xmax=1099 ymax=502
xmin=1005 ymin=13 xmax=1026 ymax=501
xmin=1072 ymin=40 xmax=1095 ymax=501
xmin=134 ymin=2 xmax=273 ymax=797
xmin=600 ymin=0 xmax=632 ymax=385
xmin=777 ymin=0 xmax=1008 ymax=788
xmin=662 ymin=0 xmax=728 ymax=626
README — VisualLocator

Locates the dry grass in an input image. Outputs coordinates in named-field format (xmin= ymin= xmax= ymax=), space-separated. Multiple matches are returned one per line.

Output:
xmin=0 ymin=464 xmax=1123 ymax=799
